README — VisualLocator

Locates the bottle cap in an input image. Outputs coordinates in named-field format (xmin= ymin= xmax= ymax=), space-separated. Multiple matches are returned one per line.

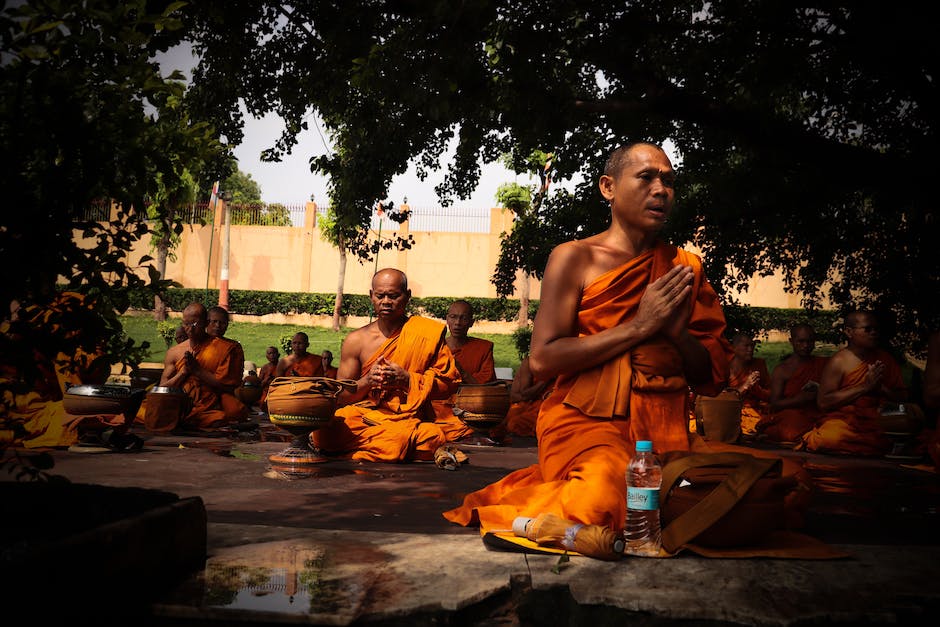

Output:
xmin=636 ymin=440 xmax=653 ymax=452
xmin=512 ymin=516 xmax=534 ymax=538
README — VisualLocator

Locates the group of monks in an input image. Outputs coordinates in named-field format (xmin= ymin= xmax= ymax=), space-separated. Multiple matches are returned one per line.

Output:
xmin=4 ymin=141 xmax=940 ymax=556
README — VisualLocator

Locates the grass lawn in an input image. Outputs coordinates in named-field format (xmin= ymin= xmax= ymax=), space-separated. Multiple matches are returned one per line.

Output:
xmin=121 ymin=314 xmax=815 ymax=376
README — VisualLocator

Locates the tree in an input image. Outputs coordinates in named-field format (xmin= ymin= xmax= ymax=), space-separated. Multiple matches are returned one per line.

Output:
xmin=1 ymin=0 xmax=227 ymax=372
xmin=222 ymin=169 xmax=262 ymax=204
xmin=181 ymin=2 xmax=939 ymax=354
xmin=317 ymin=207 xmax=352 ymax=332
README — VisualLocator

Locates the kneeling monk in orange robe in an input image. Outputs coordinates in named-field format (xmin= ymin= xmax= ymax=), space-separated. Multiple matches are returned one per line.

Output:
xmin=727 ymin=333 xmax=771 ymax=436
xmin=312 ymin=269 xmax=460 ymax=462
xmin=139 ymin=302 xmax=248 ymax=430
xmin=431 ymin=299 xmax=497 ymax=441
xmin=757 ymin=324 xmax=828 ymax=443
xmin=800 ymin=311 xmax=907 ymax=456
xmin=444 ymin=143 xmax=741 ymax=537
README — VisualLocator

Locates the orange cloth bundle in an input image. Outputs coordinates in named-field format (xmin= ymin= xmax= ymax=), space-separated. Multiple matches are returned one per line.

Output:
xmin=513 ymin=513 xmax=624 ymax=561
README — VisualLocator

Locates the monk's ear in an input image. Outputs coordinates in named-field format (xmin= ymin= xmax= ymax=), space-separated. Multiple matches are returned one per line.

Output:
xmin=599 ymin=174 xmax=615 ymax=202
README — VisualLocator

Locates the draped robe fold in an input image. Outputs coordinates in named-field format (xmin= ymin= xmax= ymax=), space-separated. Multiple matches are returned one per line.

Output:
xmin=443 ymin=243 xmax=732 ymax=534
xmin=283 ymin=353 xmax=324 ymax=378
xmin=432 ymin=337 xmax=497 ymax=441
xmin=312 ymin=316 xmax=460 ymax=462
xmin=800 ymin=349 xmax=903 ymax=456
xmin=757 ymin=356 xmax=828 ymax=443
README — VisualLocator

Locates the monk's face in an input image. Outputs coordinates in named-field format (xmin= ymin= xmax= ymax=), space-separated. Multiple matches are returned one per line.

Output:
xmin=370 ymin=272 xmax=410 ymax=322
xmin=789 ymin=328 xmax=816 ymax=358
xmin=732 ymin=336 xmax=757 ymax=360
xmin=291 ymin=334 xmax=309 ymax=356
xmin=599 ymin=145 xmax=675 ymax=233
xmin=265 ymin=347 xmax=279 ymax=363
xmin=845 ymin=314 xmax=879 ymax=349
xmin=181 ymin=307 xmax=208 ymax=343
xmin=321 ymin=351 xmax=333 ymax=367
xmin=446 ymin=303 xmax=473 ymax=338
xmin=207 ymin=310 xmax=229 ymax=338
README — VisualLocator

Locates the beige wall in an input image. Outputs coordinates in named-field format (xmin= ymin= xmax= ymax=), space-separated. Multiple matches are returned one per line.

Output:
xmin=73 ymin=201 xmax=819 ymax=309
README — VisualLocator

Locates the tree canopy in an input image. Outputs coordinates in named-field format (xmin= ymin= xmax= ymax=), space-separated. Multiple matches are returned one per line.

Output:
xmin=181 ymin=1 xmax=938 ymax=353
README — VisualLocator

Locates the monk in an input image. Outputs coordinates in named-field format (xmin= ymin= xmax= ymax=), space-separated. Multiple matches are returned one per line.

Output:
xmin=321 ymin=350 xmax=338 ymax=378
xmin=276 ymin=332 xmax=324 ymax=378
xmin=499 ymin=355 xmax=555 ymax=437
xmin=444 ymin=142 xmax=735 ymax=536
xmin=432 ymin=299 xmax=497 ymax=441
xmin=727 ymin=333 xmax=771 ymax=436
xmin=207 ymin=305 xmax=231 ymax=339
xmin=800 ymin=311 xmax=908 ymax=456
xmin=756 ymin=324 xmax=828 ymax=443
xmin=142 ymin=302 xmax=248 ymax=430
xmin=312 ymin=268 xmax=460 ymax=462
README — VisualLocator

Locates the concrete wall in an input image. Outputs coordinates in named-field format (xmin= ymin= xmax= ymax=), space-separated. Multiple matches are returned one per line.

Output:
xmin=73 ymin=201 xmax=819 ymax=309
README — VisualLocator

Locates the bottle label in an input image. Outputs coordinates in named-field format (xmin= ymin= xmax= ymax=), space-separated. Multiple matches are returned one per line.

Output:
xmin=627 ymin=487 xmax=659 ymax=511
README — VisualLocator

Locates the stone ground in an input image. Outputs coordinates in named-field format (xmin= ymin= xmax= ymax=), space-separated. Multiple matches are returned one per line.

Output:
xmin=4 ymin=420 xmax=940 ymax=626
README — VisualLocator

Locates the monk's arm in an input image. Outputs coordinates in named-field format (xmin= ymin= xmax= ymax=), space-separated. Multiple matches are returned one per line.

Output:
xmin=530 ymin=245 xmax=693 ymax=379
xmin=160 ymin=347 xmax=186 ymax=387
xmin=187 ymin=351 xmax=239 ymax=395
xmin=336 ymin=332 xmax=371 ymax=404
xmin=666 ymin=329 xmax=713 ymax=385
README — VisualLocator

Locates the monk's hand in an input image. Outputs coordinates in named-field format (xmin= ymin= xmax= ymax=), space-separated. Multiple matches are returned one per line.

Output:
xmin=635 ymin=265 xmax=694 ymax=339
xmin=864 ymin=361 xmax=885 ymax=391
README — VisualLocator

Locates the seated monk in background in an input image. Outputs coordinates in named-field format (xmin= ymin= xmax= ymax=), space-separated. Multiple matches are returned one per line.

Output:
xmin=139 ymin=302 xmax=248 ymax=430
xmin=276 ymin=332 xmax=324 ymax=378
xmin=727 ymin=333 xmax=770 ymax=436
xmin=444 ymin=142 xmax=751 ymax=537
xmin=757 ymin=324 xmax=828 ymax=443
xmin=312 ymin=268 xmax=460 ymax=462
xmin=497 ymin=355 xmax=555 ymax=437
xmin=800 ymin=311 xmax=909 ymax=456
xmin=431 ymin=299 xmax=497 ymax=441
xmin=321 ymin=350 xmax=338 ymax=378
xmin=258 ymin=345 xmax=279 ymax=410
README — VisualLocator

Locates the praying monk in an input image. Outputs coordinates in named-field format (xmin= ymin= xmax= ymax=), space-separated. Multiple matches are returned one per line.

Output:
xmin=311 ymin=268 xmax=460 ymax=462
xmin=800 ymin=311 xmax=907 ymax=456
xmin=444 ymin=142 xmax=739 ymax=536
xmin=276 ymin=332 xmax=325 ymax=378
xmin=140 ymin=302 xmax=248 ymax=430
xmin=499 ymin=355 xmax=555 ymax=437
xmin=431 ymin=299 xmax=497 ymax=441
xmin=756 ymin=324 xmax=828 ymax=443
xmin=727 ymin=333 xmax=771 ymax=436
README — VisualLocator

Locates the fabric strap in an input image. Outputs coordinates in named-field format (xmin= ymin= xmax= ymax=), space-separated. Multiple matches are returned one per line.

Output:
xmin=659 ymin=452 xmax=780 ymax=553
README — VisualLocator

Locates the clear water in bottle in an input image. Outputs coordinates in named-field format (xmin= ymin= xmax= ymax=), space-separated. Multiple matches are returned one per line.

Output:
xmin=624 ymin=440 xmax=663 ymax=556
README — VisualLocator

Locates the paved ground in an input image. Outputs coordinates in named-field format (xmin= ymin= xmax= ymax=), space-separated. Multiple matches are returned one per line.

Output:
xmin=4 ymin=420 xmax=940 ymax=625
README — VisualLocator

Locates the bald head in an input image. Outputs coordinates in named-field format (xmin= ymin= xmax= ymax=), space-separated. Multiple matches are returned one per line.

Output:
xmin=372 ymin=268 xmax=408 ymax=291
xmin=603 ymin=142 xmax=668 ymax=178
xmin=181 ymin=302 xmax=208 ymax=342
xmin=370 ymin=268 xmax=411 ymax=323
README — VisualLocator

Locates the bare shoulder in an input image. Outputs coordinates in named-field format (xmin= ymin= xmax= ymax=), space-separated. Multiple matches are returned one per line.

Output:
xmin=165 ymin=343 xmax=186 ymax=363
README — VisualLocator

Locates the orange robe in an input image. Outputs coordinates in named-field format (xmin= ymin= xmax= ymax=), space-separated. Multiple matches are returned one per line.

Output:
xmin=729 ymin=358 xmax=771 ymax=435
xmin=757 ymin=356 xmax=828 ymax=443
xmin=431 ymin=337 xmax=497 ymax=441
xmin=443 ymin=242 xmax=732 ymax=534
xmin=502 ymin=398 xmax=543 ymax=437
xmin=800 ymin=349 xmax=902 ymax=456
xmin=312 ymin=316 xmax=460 ymax=462
xmin=137 ymin=337 xmax=247 ymax=430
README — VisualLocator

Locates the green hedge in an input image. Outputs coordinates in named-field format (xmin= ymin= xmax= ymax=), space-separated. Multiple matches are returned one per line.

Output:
xmin=130 ymin=288 xmax=538 ymax=322
xmin=132 ymin=288 xmax=838 ymax=340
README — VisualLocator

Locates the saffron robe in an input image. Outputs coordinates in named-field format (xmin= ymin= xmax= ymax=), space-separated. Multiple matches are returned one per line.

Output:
xmin=312 ymin=316 xmax=460 ymax=462
xmin=283 ymin=353 xmax=325 ymax=378
xmin=757 ymin=356 xmax=828 ymax=443
xmin=431 ymin=337 xmax=497 ymax=441
xmin=443 ymin=243 xmax=732 ymax=534
xmin=729 ymin=358 xmax=771 ymax=435
xmin=800 ymin=349 xmax=903 ymax=456
xmin=138 ymin=337 xmax=247 ymax=430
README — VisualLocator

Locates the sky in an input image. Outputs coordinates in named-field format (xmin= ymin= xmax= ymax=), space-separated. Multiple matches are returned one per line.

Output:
xmin=156 ymin=44 xmax=527 ymax=208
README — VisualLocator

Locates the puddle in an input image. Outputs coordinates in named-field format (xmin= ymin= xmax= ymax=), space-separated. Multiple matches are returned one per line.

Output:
xmin=159 ymin=540 xmax=377 ymax=619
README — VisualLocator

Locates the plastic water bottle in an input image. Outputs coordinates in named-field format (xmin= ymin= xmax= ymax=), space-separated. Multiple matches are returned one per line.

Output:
xmin=624 ymin=440 xmax=663 ymax=556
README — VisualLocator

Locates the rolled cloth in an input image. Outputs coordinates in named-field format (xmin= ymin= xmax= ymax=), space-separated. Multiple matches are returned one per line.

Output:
xmin=515 ymin=512 xmax=624 ymax=561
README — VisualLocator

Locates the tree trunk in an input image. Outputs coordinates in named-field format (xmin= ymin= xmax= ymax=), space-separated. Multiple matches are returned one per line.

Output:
xmin=517 ymin=269 xmax=530 ymax=328
xmin=153 ymin=222 xmax=171 ymax=322
xmin=331 ymin=234 xmax=347 ymax=331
